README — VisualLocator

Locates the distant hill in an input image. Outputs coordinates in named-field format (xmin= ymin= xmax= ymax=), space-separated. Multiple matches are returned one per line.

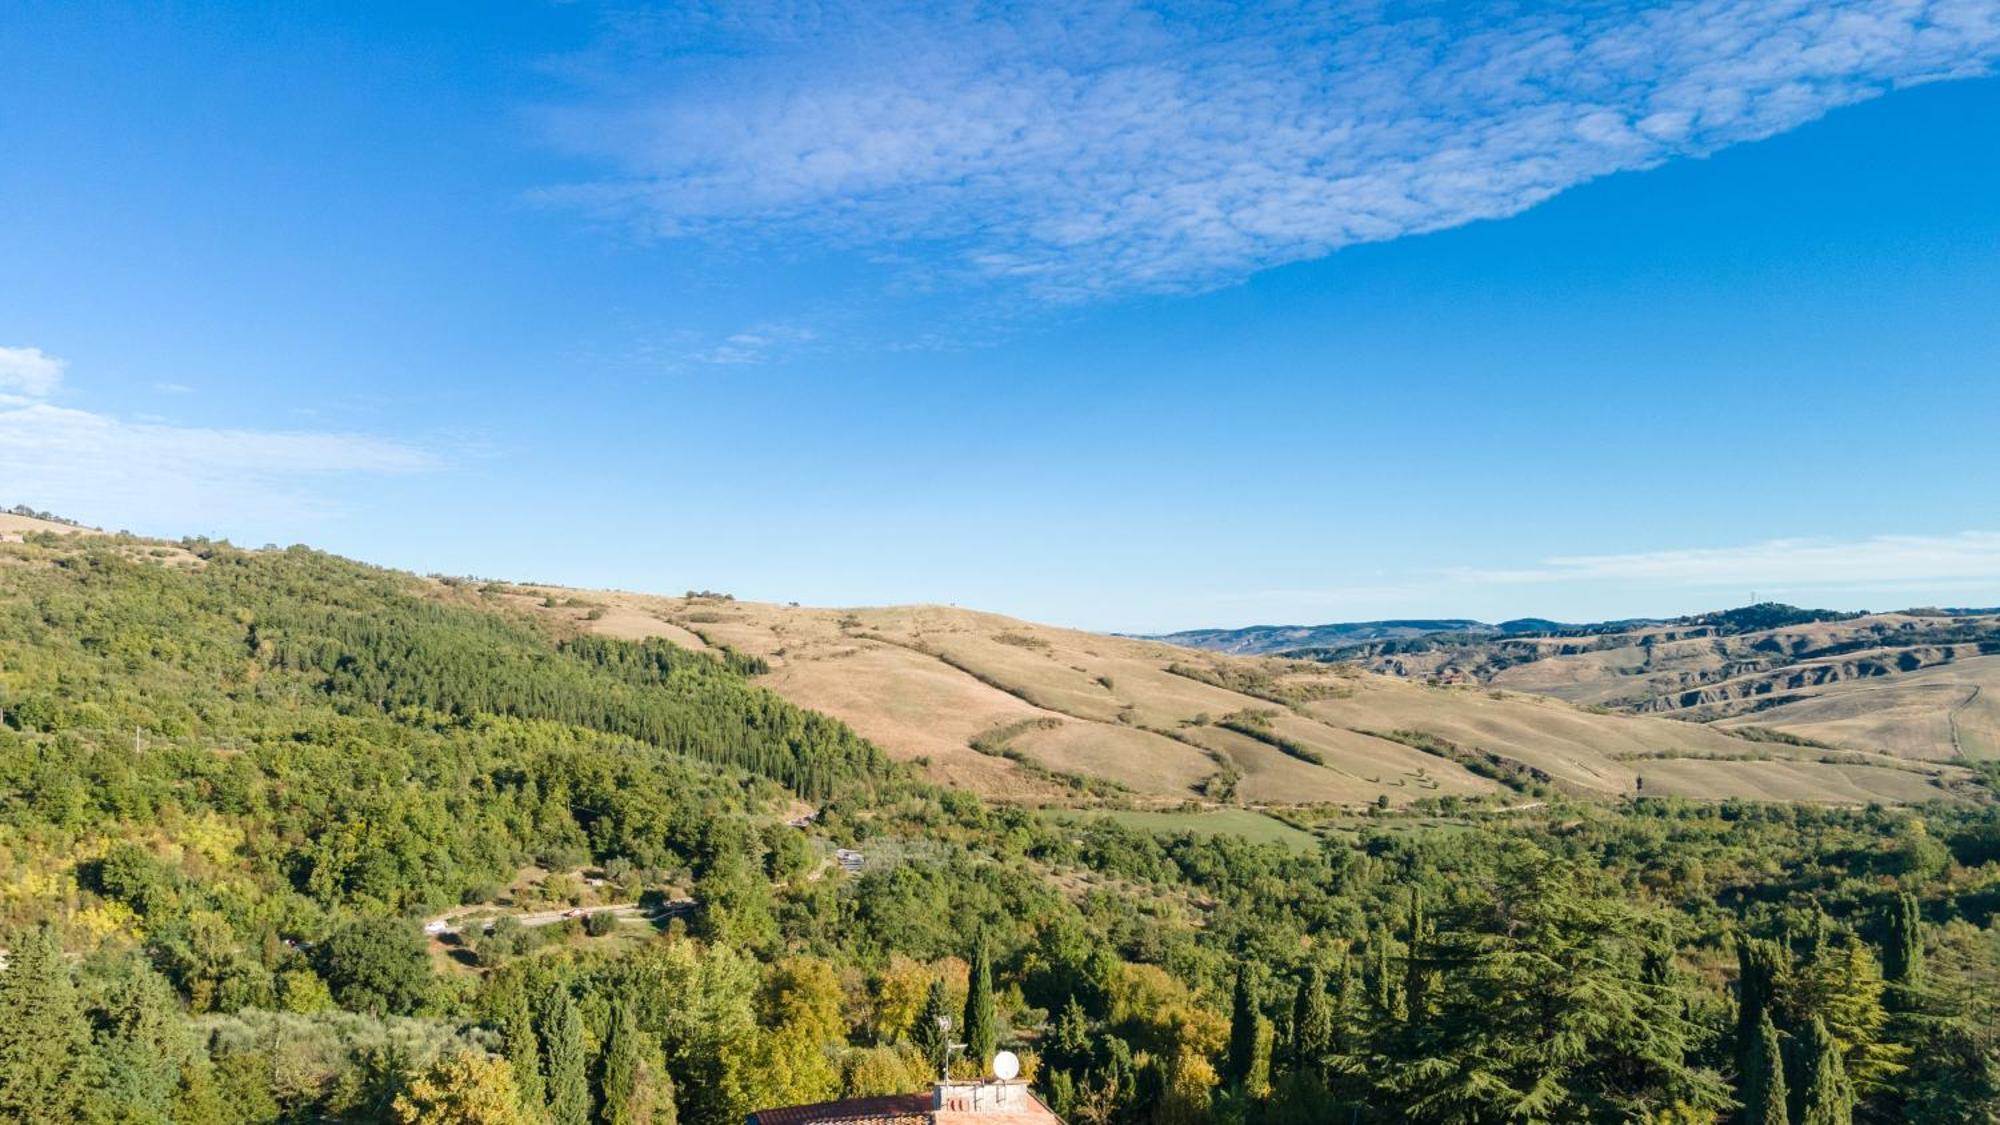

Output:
xmin=1 ymin=526 xmax=1976 ymax=809
xmin=1158 ymin=603 xmax=2000 ymax=762
xmin=1140 ymin=619 xmax=1496 ymax=655
xmin=503 ymin=590 xmax=1972 ymax=807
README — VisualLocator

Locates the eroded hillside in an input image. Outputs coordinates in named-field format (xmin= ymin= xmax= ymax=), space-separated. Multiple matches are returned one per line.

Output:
xmin=1259 ymin=608 xmax=2000 ymax=762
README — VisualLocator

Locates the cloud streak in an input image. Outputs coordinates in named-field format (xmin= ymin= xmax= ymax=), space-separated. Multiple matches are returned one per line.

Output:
xmin=0 ymin=347 xmax=438 ymax=533
xmin=534 ymin=0 xmax=2000 ymax=300
xmin=1464 ymin=532 xmax=2000 ymax=589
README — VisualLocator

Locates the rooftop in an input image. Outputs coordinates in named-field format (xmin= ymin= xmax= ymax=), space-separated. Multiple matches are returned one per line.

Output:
xmin=748 ymin=1080 xmax=1062 ymax=1125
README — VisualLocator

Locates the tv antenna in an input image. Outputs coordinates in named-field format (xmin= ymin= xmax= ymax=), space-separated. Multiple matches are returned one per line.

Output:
xmin=935 ymin=1015 xmax=965 ymax=1080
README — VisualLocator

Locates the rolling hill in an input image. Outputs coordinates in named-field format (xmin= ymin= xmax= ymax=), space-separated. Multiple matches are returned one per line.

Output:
xmin=1160 ymin=603 xmax=2000 ymax=764
xmin=2 ymin=518 xmax=1975 ymax=809
xmin=500 ymin=587 xmax=1976 ymax=808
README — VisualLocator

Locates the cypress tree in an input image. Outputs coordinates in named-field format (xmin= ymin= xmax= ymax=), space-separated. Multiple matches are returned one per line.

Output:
xmin=1291 ymin=965 xmax=1334 ymax=1073
xmin=1882 ymin=892 xmax=1923 ymax=993
xmin=1796 ymin=1016 xmax=1852 ymax=1125
xmin=913 ymin=978 xmax=953 ymax=1076
xmin=501 ymin=988 xmax=547 ymax=1119
xmin=1404 ymin=888 xmax=1437 ymax=1025
xmin=1740 ymin=1011 xmax=1788 ymax=1125
xmin=1368 ymin=931 xmax=1400 ymax=1020
xmin=963 ymin=934 xmax=998 ymax=1073
xmin=599 ymin=998 xmax=640 ymax=1125
xmin=540 ymin=988 xmax=591 ymax=1125
xmin=0 ymin=926 xmax=89 ymax=1123
xmin=1736 ymin=937 xmax=1786 ymax=1075
xmin=1247 ymin=1016 xmax=1274 ymax=1102
xmin=1225 ymin=963 xmax=1259 ymax=1091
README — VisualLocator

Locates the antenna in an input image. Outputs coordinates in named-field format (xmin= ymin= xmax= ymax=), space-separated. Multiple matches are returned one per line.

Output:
xmin=992 ymin=1050 xmax=1020 ymax=1081
xmin=935 ymin=1015 xmax=964 ymax=1080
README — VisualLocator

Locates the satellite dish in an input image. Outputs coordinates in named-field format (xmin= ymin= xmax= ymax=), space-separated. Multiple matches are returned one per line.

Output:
xmin=992 ymin=1050 xmax=1020 ymax=1081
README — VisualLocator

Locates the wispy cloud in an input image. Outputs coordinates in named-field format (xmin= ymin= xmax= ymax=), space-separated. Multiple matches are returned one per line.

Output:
xmin=1183 ymin=531 xmax=2000 ymax=628
xmin=692 ymin=323 xmax=819 ymax=367
xmin=0 ymin=346 xmax=438 ymax=532
xmin=533 ymin=0 xmax=2000 ymax=301
xmin=1464 ymin=532 xmax=2000 ymax=588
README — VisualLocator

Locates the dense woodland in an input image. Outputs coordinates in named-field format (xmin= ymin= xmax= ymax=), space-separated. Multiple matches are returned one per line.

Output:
xmin=2 ymin=535 xmax=1998 ymax=1123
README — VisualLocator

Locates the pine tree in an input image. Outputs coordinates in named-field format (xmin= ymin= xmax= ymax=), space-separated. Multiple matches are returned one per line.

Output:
xmin=1291 ymin=965 xmax=1334 ymax=1074
xmin=540 ymin=988 xmax=591 ymax=1125
xmin=1796 ymin=1016 xmax=1853 ymax=1125
xmin=1740 ymin=1011 xmax=1788 ymax=1125
xmin=1793 ymin=931 xmax=1907 ymax=1093
xmin=0 ymin=926 xmax=89 ymax=1123
xmin=1225 ymin=963 xmax=1259 ymax=1092
xmin=1050 ymin=994 xmax=1092 ymax=1075
xmin=1882 ymin=892 xmax=1923 ymax=994
xmin=963 ymin=934 xmax=998 ymax=1073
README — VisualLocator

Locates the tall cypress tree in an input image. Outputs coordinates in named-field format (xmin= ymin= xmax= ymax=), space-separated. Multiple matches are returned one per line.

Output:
xmin=600 ymin=997 xmax=641 ymax=1125
xmin=1796 ymin=1016 xmax=1853 ymax=1125
xmin=1225 ymin=963 xmax=1259 ymax=1091
xmin=0 ymin=926 xmax=89 ymax=1123
xmin=1736 ymin=937 xmax=1786 ymax=1076
xmin=501 ymin=988 xmax=547 ymax=1120
xmin=1247 ymin=1016 xmax=1274 ymax=1102
xmin=1368 ymin=931 xmax=1400 ymax=1021
xmin=1740 ymin=1011 xmax=1788 ymax=1125
xmin=1882 ymin=892 xmax=1923 ymax=995
xmin=1404 ymin=888 xmax=1437 ymax=1025
xmin=1291 ymin=965 xmax=1334 ymax=1074
xmin=540 ymin=988 xmax=591 ymax=1125
xmin=962 ymin=933 xmax=998 ymax=1072
xmin=913 ymin=977 xmax=953 ymax=1076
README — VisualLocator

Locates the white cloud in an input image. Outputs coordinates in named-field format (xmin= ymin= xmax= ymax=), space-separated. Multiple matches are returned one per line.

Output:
xmin=1465 ymin=532 xmax=2000 ymax=588
xmin=0 ymin=347 xmax=438 ymax=532
xmin=534 ymin=0 xmax=2000 ymax=301
xmin=0 ymin=346 xmax=66 ymax=397
xmin=1182 ymin=532 xmax=2000 ymax=627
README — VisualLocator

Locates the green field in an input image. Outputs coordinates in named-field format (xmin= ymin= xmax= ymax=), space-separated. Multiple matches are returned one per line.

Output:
xmin=1046 ymin=807 xmax=1321 ymax=850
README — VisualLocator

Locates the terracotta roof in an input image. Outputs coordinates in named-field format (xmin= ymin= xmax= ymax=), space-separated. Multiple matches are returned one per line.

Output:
xmin=748 ymin=1093 xmax=932 ymax=1124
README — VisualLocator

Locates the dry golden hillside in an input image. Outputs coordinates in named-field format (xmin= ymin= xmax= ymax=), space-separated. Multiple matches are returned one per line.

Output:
xmin=510 ymin=587 xmax=1972 ymax=808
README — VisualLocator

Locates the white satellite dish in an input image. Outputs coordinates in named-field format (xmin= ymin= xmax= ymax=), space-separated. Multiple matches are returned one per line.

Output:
xmin=992 ymin=1050 xmax=1020 ymax=1081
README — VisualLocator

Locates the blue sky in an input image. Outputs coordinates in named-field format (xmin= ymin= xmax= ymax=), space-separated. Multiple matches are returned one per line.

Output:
xmin=3 ymin=1 xmax=1998 ymax=631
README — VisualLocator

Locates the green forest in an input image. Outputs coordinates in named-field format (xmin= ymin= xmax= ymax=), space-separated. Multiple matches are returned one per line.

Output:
xmin=2 ymin=533 xmax=1998 ymax=1124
